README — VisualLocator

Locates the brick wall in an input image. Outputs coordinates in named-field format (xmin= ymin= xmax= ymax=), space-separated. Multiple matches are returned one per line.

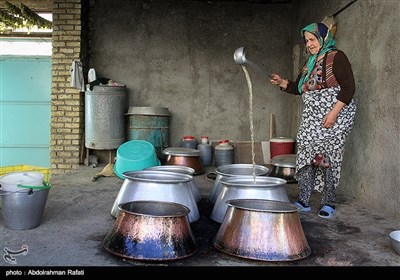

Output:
xmin=51 ymin=0 xmax=84 ymax=175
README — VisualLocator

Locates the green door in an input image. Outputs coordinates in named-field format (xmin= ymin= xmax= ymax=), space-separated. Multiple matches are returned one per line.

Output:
xmin=0 ymin=56 xmax=51 ymax=167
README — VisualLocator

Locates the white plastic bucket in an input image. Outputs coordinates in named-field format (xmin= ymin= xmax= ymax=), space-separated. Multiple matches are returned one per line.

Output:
xmin=0 ymin=171 xmax=44 ymax=192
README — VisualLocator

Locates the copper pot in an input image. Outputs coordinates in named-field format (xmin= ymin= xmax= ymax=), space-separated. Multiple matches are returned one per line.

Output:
xmin=213 ymin=199 xmax=311 ymax=262
xmin=103 ymin=200 xmax=198 ymax=261
xmin=162 ymin=147 xmax=204 ymax=175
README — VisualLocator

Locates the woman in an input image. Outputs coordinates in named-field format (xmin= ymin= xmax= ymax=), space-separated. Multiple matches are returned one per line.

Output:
xmin=270 ymin=22 xmax=356 ymax=219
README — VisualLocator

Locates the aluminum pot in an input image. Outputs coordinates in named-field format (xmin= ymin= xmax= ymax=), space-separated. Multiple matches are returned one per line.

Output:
xmin=269 ymin=154 xmax=297 ymax=183
xmin=208 ymin=164 xmax=270 ymax=204
xmin=210 ymin=176 xmax=288 ymax=223
xmin=213 ymin=199 xmax=311 ymax=261
xmin=144 ymin=165 xmax=201 ymax=202
xmin=110 ymin=170 xmax=200 ymax=223
xmin=162 ymin=147 xmax=204 ymax=175
xmin=104 ymin=200 xmax=198 ymax=261
xmin=0 ymin=187 xmax=50 ymax=230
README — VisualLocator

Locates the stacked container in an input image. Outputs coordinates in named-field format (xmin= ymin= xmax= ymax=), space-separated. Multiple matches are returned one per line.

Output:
xmin=197 ymin=136 xmax=213 ymax=167
xmin=214 ymin=140 xmax=234 ymax=167
xmin=180 ymin=135 xmax=197 ymax=149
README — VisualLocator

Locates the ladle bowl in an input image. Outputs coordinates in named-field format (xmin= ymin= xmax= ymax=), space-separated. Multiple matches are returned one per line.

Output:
xmin=234 ymin=46 xmax=246 ymax=65
xmin=233 ymin=46 xmax=267 ymax=75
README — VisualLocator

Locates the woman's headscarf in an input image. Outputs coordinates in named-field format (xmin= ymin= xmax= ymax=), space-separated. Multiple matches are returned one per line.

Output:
xmin=297 ymin=22 xmax=336 ymax=93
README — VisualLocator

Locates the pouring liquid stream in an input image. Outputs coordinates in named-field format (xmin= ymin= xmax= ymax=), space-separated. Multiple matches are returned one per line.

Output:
xmin=244 ymin=59 xmax=266 ymax=75
xmin=241 ymin=65 xmax=257 ymax=182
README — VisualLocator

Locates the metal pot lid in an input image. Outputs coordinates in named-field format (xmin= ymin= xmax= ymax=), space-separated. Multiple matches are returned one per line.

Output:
xmin=227 ymin=199 xmax=298 ymax=213
xmin=145 ymin=165 xmax=195 ymax=175
xmin=216 ymin=164 xmax=269 ymax=177
xmin=271 ymin=154 xmax=296 ymax=168
xmin=220 ymin=176 xmax=287 ymax=187
xmin=162 ymin=147 xmax=200 ymax=157
xmin=122 ymin=170 xmax=192 ymax=183
xmin=119 ymin=200 xmax=190 ymax=217
xmin=126 ymin=106 xmax=170 ymax=116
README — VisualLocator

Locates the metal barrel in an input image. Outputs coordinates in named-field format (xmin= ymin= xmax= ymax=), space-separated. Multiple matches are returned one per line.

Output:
xmin=85 ymin=85 xmax=127 ymax=150
xmin=126 ymin=107 xmax=170 ymax=157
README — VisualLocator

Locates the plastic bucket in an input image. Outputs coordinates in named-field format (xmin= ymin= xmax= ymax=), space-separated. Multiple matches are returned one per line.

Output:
xmin=0 ymin=171 xmax=44 ymax=192
xmin=270 ymin=137 xmax=295 ymax=160
xmin=0 ymin=187 xmax=50 ymax=230
xmin=114 ymin=140 xmax=160 ymax=179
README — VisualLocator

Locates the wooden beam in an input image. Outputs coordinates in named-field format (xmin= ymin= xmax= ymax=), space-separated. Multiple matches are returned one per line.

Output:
xmin=0 ymin=31 xmax=52 ymax=38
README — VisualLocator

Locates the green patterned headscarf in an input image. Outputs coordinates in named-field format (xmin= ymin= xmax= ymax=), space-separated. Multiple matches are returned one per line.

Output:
xmin=297 ymin=23 xmax=336 ymax=93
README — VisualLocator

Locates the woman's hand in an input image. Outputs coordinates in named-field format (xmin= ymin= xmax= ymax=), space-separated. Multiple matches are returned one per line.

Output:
xmin=322 ymin=111 xmax=338 ymax=128
xmin=270 ymin=73 xmax=282 ymax=85
xmin=270 ymin=73 xmax=288 ymax=89
xmin=322 ymin=100 xmax=346 ymax=128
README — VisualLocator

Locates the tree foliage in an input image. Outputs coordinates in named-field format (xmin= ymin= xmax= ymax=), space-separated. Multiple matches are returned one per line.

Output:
xmin=0 ymin=1 xmax=52 ymax=33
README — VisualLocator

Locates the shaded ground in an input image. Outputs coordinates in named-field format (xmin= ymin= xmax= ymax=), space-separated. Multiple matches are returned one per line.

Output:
xmin=1 ymin=164 xmax=400 ymax=272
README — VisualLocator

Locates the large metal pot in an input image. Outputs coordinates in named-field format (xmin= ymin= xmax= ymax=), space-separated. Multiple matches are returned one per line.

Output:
xmin=269 ymin=154 xmax=297 ymax=183
xmin=213 ymin=199 xmax=311 ymax=262
xmin=110 ymin=170 xmax=200 ymax=223
xmin=210 ymin=176 xmax=288 ymax=223
xmin=144 ymin=165 xmax=201 ymax=202
xmin=162 ymin=147 xmax=204 ymax=175
xmin=208 ymin=164 xmax=270 ymax=204
xmin=104 ymin=200 xmax=198 ymax=261
xmin=0 ymin=187 xmax=50 ymax=230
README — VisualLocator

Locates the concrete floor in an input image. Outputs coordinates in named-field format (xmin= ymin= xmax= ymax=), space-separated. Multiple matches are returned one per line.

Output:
xmin=1 ymin=163 xmax=400 ymax=269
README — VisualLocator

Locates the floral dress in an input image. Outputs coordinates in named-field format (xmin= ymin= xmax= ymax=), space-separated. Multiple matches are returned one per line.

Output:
xmin=296 ymin=59 xmax=357 ymax=192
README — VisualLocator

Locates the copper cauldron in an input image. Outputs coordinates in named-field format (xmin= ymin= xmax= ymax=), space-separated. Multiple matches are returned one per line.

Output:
xmin=162 ymin=147 xmax=204 ymax=175
xmin=103 ymin=200 xmax=198 ymax=261
xmin=213 ymin=199 xmax=311 ymax=262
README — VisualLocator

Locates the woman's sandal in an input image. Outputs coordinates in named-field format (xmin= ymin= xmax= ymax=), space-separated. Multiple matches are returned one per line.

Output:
xmin=293 ymin=201 xmax=312 ymax=212
xmin=318 ymin=205 xmax=336 ymax=219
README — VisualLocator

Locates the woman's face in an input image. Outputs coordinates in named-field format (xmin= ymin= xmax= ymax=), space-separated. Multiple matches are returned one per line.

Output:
xmin=304 ymin=31 xmax=321 ymax=55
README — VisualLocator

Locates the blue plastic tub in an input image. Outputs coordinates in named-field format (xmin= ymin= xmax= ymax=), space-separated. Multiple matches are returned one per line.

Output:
xmin=114 ymin=140 xmax=160 ymax=179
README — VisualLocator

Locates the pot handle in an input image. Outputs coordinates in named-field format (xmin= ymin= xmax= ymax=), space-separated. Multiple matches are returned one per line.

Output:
xmin=0 ymin=189 xmax=33 ymax=196
xmin=0 ymin=189 xmax=9 ymax=195
xmin=17 ymin=182 xmax=51 ymax=190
